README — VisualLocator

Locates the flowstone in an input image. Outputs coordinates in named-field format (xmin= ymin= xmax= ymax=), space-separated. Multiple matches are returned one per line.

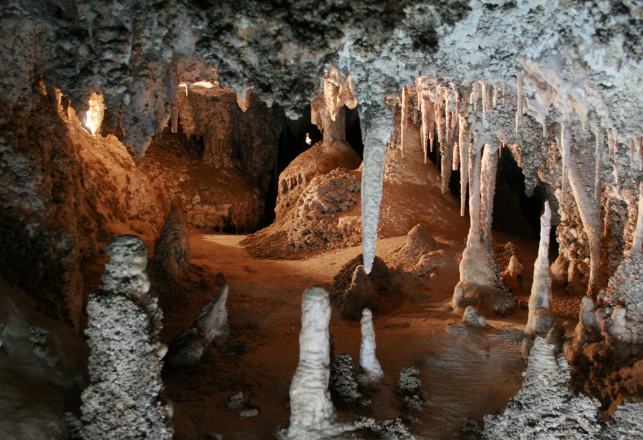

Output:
xmin=80 ymin=235 xmax=172 ymax=440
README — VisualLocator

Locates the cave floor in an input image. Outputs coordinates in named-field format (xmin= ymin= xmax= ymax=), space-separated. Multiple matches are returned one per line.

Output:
xmin=159 ymin=229 xmax=573 ymax=440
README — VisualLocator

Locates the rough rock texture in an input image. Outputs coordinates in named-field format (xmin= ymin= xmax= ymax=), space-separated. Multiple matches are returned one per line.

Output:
xmin=329 ymin=255 xmax=393 ymax=321
xmin=0 ymin=83 xmax=163 ymax=328
xmin=411 ymin=250 xmax=451 ymax=277
xmin=80 ymin=236 xmax=172 ymax=440
xmin=275 ymin=142 xmax=361 ymax=222
xmin=176 ymin=84 xmax=281 ymax=192
xmin=139 ymin=131 xmax=267 ymax=233
xmin=329 ymin=352 xmax=370 ymax=413
xmin=483 ymin=337 xmax=602 ymax=440
xmin=397 ymin=367 xmax=425 ymax=413
xmin=284 ymin=286 xmax=350 ymax=440
xmin=152 ymin=204 xmax=191 ymax=280
xmin=386 ymin=223 xmax=439 ymax=270
xmin=165 ymin=284 xmax=230 ymax=369
xmin=0 ymin=274 xmax=87 ymax=440
xmin=463 ymin=306 xmax=486 ymax=328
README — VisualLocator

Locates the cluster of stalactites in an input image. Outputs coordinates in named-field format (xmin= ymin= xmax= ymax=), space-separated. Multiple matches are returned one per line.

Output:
xmin=322 ymin=65 xmax=359 ymax=121
xmin=390 ymin=77 xmax=506 ymax=217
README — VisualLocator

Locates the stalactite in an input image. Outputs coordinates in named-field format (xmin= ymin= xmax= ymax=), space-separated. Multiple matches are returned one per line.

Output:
xmin=361 ymin=106 xmax=394 ymax=274
xmin=412 ymin=87 xmax=419 ymax=125
xmin=502 ymin=84 xmax=506 ymax=106
xmin=169 ymin=73 xmax=179 ymax=133
xmin=515 ymin=71 xmax=523 ymax=135
xmin=568 ymin=142 xmax=602 ymax=295
xmin=560 ymin=119 xmax=571 ymax=196
xmin=592 ymin=125 xmax=604 ymax=199
xmin=481 ymin=81 xmax=489 ymax=121
xmin=459 ymin=114 xmax=469 ymax=217
xmin=492 ymin=84 xmax=498 ymax=107
xmin=420 ymin=93 xmax=432 ymax=162
xmin=400 ymin=86 xmax=409 ymax=157
xmin=638 ymin=137 xmax=643 ymax=172
xmin=607 ymin=129 xmax=613 ymax=159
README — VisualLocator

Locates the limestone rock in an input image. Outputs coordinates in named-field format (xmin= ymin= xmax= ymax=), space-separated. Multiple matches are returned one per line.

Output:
xmin=80 ymin=235 xmax=172 ymax=440
xmin=483 ymin=337 xmax=602 ymax=440
xmin=153 ymin=204 xmax=190 ymax=279
xmin=330 ymin=256 xmax=392 ymax=321
xmin=411 ymin=249 xmax=450 ymax=277
xmin=463 ymin=306 xmax=486 ymax=328
xmin=166 ymin=284 xmax=230 ymax=368
xmin=387 ymin=223 xmax=439 ymax=270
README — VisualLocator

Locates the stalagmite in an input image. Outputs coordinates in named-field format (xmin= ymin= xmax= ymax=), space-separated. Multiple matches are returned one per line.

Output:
xmin=359 ymin=308 xmax=384 ymax=383
xmin=361 ymin=107 xmax=393 ymax=274
xmin=152 ymin=204 xmax=191 ymax=280
xmin=458 ymin=114 xmax=469 ymax=217
xmin=524 ymin=202 xmax=555 ymax=337
xmin=483 ymin=337 xmax=602 ymax=439
xmin=480 ymin=143 xmax=499 ymax=265
xmin=452 ymin=143 xmax=513 ymax=315
xmin=81 ymin=236 xmax=173 ymax=440
xmin=284 ymin=286 xmax=350 ymax=440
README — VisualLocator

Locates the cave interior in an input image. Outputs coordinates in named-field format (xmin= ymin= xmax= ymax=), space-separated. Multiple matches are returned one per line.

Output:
xmin=2 ymin=1 xmax=643 ymax=439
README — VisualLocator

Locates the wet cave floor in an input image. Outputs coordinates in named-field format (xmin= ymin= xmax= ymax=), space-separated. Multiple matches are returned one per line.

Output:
xmin=154 ymin=229 xmax=575 ymax=440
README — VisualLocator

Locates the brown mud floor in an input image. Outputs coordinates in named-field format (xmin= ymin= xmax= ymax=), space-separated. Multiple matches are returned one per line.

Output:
xmin=160 ymin=230 xmax=576 ymax=440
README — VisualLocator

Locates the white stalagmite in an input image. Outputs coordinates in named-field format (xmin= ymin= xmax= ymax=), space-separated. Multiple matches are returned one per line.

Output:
xmin=361 ymin=106 xmax=394 ymax=274
xmin=359 ymin=308 xmax=384 ymax=383
xmin=525 ymin=202 xmax=555 ymax=337
xmin=285 ymin=287 xmax=350 ymax=440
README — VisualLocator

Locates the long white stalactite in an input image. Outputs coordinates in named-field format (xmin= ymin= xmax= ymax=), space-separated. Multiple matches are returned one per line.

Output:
xmin=360 ymin=105 xmax=393 ymax=274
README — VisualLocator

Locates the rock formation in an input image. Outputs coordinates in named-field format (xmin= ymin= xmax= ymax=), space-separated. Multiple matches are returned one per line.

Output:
xmin=463 ymin=306 xmax=486 ymax=328
xmin=483 ymin=337 xmax=602 ymax=439
xmin=283 ymin=286 xmax=350 ymax=440
xmin=452 ymin=143 xmax=515 ymax=316
xmin=359 ymin=308 xmax=384 ymax=383
xmin=165 ymin=284 xmax=230 ymax=368
xmin=80 ymin=235 xmax=172 ymax=440
xmin=153 ymin=204 xmax=190 ymax=280
xmin=387 ymin=223 xmax=439 ymax=270
xmin=330 ymin=255 xmax=392 ymax=321
xmin=524 ymin=202 xmax=555 ymax=337
xmin=329 ymin=352 xmax=370 ymax=412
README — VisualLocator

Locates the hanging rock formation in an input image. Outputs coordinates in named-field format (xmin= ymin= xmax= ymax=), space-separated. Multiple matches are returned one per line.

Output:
xmin=359 ymin=308 xmax=384 ymax=383
xmin=283 ymin=286 xmax=351 ymax=440
xmin=165 ymin=284 xmax=230 ymax=369
xmin=452 ymin=143 xmax=515 ymax=316
xmin=152 ymin=204 xmax=190 ymax=280
xmin=80 ymin=235 xmax=172 ymax=440
xmin=524 ymin=202 xmax=555 ymax=337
